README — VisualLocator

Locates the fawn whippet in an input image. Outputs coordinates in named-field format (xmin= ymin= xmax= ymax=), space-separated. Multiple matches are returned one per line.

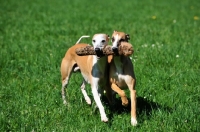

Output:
xmin=60 ymin=34 xmax=112 ymax=122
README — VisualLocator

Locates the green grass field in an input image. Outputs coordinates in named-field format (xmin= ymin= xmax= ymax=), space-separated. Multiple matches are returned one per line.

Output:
xmin=0 ymin=0 xmax=199 ymax=131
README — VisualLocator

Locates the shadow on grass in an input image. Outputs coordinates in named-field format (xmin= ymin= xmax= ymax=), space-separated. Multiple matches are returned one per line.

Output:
xmin=100 ymin=96 xmax=173 ymax=126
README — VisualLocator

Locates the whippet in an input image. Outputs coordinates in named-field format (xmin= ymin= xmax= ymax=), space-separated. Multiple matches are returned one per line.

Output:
xmin=108 ymin=30 xmax=137 ymax=126
xmin=60 ymin=34 xmax=112 ymax=122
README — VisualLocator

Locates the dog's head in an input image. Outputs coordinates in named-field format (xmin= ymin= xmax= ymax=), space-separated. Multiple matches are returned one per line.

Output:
xmin=111 ymin=30 xmax=130 ymax=53
xmin=92 ymin=34 xmax=110 ymax=57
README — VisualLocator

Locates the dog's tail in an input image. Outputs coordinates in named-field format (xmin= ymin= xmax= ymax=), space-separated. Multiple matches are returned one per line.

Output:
xmin=76 ymin=35 xmax=90 ymax=44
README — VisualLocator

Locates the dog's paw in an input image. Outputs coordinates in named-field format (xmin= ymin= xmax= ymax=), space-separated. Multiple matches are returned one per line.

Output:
xmin=63 ymin=100 xmax=67 ymax=105
xmin=85 ymin=97 xmax=91 ymax=105
xmin=131 ymin=117 xmax=137 ymax=126
xmin=121 ymin=96 xmax=129 ymax=107
xmin=101 ymin=116 xmax=108 ymax=122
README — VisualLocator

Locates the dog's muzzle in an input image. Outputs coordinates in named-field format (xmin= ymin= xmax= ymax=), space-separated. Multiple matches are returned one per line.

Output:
xmin=112 ymin=47 xmax=119 ymax=54
xmin=112 ymin=47 xmax=120 ymax=56
xmin=95 ymin=48 xmax=104 ymax=58
xmin=95 ymin=47 xmax=100 ymax=51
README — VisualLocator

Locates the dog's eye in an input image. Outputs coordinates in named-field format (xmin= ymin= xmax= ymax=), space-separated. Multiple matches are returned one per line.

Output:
xmin=93 ymin=40 xmax=96 ymax=43
xmin=120 ymin=39 xmax=125 ymax=42
xmin=102 ymin=40 xmax=105 ymax=43
xmin=111 ymin=38 xmax=115 ymax=42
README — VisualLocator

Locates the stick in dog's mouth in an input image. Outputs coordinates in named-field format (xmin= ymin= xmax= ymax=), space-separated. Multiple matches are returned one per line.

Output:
xmin=75 ymin=43 xmax=133 ymax=57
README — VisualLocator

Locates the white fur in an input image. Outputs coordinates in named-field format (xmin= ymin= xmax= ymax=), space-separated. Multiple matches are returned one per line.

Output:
xmin=92 ymin=34 xmax=108 ymax=49
xmin=112 ymin=34 xmax=119 ymax=48
xmin=131 ymin=117 xmax=138 ymax=126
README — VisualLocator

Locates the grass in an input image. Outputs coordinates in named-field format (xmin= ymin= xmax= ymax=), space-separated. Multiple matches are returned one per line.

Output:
xmin=0 ymin=0 xmax=200 ymax=131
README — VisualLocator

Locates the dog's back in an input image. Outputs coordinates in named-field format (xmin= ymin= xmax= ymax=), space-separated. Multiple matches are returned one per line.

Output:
xmin=61 ymin=43 xmax=92 ymax=83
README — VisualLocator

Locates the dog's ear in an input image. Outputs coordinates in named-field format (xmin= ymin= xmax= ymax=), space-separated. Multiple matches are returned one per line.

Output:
xmin=125 ymin=34 xmax=130 ymax=41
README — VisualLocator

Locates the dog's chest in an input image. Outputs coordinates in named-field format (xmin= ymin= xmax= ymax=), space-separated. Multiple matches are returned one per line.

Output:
xmin=114 ymin=57 xmax=124 ymax=75
xmin=92 ymin=57 xmax=107 ymax=76
xmin=92 ymin=57 xmax=108 ymax=87
xmin=113 ymin=72 xmax=127 ymax=87
xmin=111 ymin=57 xmax=129 ymax=88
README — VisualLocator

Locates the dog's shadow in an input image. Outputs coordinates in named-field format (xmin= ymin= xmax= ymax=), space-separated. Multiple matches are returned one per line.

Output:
xmin=100 ymin=96 xmax=172 ymax=125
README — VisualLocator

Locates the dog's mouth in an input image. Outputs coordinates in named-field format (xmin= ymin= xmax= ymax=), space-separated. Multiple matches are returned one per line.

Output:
xmin=95 ymin=48 xmax=104 ymax=59
xmin=112 ymin=47 xmax=119 ymax=55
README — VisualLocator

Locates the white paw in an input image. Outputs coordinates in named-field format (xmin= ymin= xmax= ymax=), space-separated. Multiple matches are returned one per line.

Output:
xmin=63 ymin=100 xmax=67 ymax=105
xmin=131 ymin=117 xmax=137 ymax=126
xmin=85 ymin=97 xmax=91 ymax=105
xmin=101 ymin=116 xmax=108 ymax=122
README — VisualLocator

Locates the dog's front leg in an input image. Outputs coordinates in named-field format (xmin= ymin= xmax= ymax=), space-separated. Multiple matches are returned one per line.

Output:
xmin=91 ymin=78 xmax=108 ymax=122
xmin=111 ymin=83 xmax=129 ymax=106
xmin=130 ymin=89 xmax=137 ymax=126
xmin=127 ymin=79 xmax=137 ymax=126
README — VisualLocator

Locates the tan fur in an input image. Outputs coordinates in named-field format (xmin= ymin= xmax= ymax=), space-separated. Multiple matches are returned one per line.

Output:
xmin=61 ymin=44 xmax=92 ymax=82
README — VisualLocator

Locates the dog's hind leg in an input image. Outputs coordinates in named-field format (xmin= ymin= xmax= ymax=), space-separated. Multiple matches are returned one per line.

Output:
xmin=62 ymin=77 xmax=68 ymax=105
xmin=61 ymin=58 xmax=74 ymax=105
xmin=80 ymin=80 xmax=91 ymax=105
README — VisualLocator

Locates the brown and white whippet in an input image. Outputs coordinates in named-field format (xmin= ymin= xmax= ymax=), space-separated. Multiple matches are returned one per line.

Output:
xmin=108 ymin=30 xmax=137 ymax=126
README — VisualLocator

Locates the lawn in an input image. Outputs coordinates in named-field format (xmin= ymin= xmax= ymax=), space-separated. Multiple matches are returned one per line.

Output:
xmin=0 ymin=0 xmax=199 ymax=131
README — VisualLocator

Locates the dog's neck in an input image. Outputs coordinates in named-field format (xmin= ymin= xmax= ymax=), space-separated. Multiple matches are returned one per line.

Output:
xmin=92 ymin=55 xmax=108 ymax=77
xmin=93 ymin=55 xmax=107 ymax=64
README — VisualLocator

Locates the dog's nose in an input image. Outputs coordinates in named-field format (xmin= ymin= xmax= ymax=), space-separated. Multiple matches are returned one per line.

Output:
xmin=95 ymin=47 xmax=103 ymax=58
xmin=95 ymin=48 xmax=101 ymax=52
xmin=112 ymin=47 xmax=118 ymax=52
